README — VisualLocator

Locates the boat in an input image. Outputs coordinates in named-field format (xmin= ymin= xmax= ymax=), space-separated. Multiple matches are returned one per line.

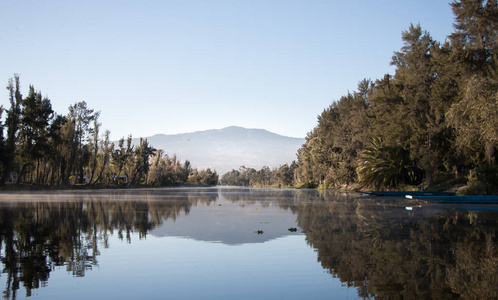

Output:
xmin=360 ymin=191 xmax=452 ymax=197
xmin=405 ymin=195 xmax=498 ymax=204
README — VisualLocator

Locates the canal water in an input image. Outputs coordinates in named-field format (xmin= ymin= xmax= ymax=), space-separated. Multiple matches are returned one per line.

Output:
xmin=1 ymin=187 xmax=497 ymax=299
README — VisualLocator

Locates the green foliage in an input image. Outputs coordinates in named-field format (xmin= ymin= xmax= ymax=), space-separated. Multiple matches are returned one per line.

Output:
xmin=446 ymin=75 xmax=498 ymax=165
xmin=450 ymin=0 xmax=498 ymax=75
xmin=299 ymin=180 xmax=318 ymax=189
xmin=0 ymin=76 xmax=217 ymax=188
xmin=17 ymin=85 xmax=54 ymax=183
xmin=147 ymin=153 xmax=218 ymax=187
xmin=111 ymin=135 xmax=134 ymax=180
xmin=295 ymin=3 xmax=498 ymax=191
xmin=130 ymin=138 xmax=156 ymax=185
xmin=190 ymin=168 xmax=219 ymax=186
xmin=220 ymin=162 xmax=297 ymax=187
xmin=2 ymin=2 xmax=498 ymax=191
xmin=357 ymin=138 xmax=422 ymax=190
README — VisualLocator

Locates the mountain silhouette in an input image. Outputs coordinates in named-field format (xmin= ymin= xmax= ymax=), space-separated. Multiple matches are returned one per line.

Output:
xmin=133 ymin=126 xmax=304 ymax=174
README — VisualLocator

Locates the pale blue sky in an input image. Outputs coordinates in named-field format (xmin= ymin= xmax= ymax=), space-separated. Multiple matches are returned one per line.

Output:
xmin=1 ymin=1 xmax=455 ymax=139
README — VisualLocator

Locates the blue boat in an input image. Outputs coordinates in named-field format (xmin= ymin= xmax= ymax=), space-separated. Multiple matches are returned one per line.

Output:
xmin=360 ymin=191 xmax=452 ymax=197
xmin=405 ymin=195 xmax=498 ymax=204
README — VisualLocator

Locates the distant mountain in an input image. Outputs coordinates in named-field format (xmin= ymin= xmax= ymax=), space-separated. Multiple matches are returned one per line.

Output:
xmin=133 ymin=126 xmax=304 ymax=174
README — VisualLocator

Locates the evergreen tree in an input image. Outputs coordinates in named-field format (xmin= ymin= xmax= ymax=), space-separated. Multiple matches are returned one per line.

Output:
xmin=450 ymin=0 xmax=498 ymax=75
xmin=0 ymin=109 xmax=6 ymax=179
xmin=446 ymin=75 xmax=498 ymax=165
xmin=2 ymin=75 xmax=22 ymax=184
xmin=390 ymin=24 xmax=436 ymax=178
xmin=130 ymin=138 xmax=156 ymax=185
xmin=92 ymin=130 xmax=113 ymax=185
xmin=17 ymin=86 xmax=54 ymax=183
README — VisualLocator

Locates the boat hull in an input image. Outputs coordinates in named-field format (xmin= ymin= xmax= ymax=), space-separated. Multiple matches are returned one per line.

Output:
xmin=360 ymin=191 xmax=452 ymax=197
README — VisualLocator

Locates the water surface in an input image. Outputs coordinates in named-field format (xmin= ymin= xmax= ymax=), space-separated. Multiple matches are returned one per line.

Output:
xmin=1 ymin=187 xmax=498 ymax=299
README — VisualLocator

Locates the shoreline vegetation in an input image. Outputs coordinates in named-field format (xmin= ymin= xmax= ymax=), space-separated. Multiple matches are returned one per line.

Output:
xmin=292 ymin=1 xmax=498 ymax=195
xmin=1 ymin=1 xmax=497 ymax=195
xmin=220 ymin=1 xmax=498 ymax=195
xmin=0 ymin=79 xmax=218 ymax=190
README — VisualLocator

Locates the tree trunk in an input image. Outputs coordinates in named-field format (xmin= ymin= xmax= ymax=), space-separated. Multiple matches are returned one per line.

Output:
xmin=16 ymin=163 xmax=31 ymax=184
xmin=93 ymin=159 xmax=107 ymax=185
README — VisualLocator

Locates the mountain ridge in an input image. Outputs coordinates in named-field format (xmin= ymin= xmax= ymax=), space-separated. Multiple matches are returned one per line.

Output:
xmin=132 ymin=126 xmax=305 ymax=174
xmin=148 ymin=126 xmax=302 ymax=140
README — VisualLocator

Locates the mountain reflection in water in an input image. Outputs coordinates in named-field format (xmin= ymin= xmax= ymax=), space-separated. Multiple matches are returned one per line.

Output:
xmin=1 ymin=188 xmax=498 ymax=299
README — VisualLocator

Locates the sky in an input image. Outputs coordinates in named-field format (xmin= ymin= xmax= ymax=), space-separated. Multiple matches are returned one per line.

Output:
xmin=0 ymin=0 xmax=456 ymax=139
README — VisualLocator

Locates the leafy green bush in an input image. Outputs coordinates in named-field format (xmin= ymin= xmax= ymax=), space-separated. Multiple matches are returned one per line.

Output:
xmin=299 ymin=180 xmax=318 ymax=189
xmin=356 ymin=137 xmax=423 ymax=190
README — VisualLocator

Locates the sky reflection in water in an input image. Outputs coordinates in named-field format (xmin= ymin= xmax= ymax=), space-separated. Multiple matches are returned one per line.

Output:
xmin=2 ymin=187 xmax=498 ymax=299
xmin=0 ymin=188 xmax=358 ymax=299
xmin=38 ymin=235 xmax=353 ymax=300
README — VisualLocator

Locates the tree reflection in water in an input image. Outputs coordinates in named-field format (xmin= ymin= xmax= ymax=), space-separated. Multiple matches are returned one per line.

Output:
xmin=1 ymin=189 xmax=498 ymax=299
xmin=0 ymin=190 xmax=218 ymax=299
xmin=296 ymin=192 xmax=498 ymax=299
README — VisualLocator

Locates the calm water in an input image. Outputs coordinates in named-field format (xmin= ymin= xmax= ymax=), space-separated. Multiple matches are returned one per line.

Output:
xmin=1 ymin=187 xmax=498 ymax=299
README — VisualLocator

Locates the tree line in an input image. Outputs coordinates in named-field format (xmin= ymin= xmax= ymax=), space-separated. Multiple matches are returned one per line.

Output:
xmin=0 ymin=78 xmax=218 ymax=187
xmin=220 ymin=163 xmax=297 ymax=187
xmin=295 ymin=0 xmax=498 ymax=193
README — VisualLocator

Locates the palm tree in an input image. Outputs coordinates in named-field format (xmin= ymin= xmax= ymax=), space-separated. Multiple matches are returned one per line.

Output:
xmin=357 ymin=137 xmax=421 ymax=189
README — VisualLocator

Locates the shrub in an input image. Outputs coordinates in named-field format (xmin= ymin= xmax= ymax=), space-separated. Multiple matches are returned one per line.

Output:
xmin=357 ymin=137 xmax=422 ymax=190
xmin=458 ymin=165 xmax=498 ymax=195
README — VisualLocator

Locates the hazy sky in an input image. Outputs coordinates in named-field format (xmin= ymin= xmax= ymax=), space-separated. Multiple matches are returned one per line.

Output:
xmin=1 ymin=1 xmax=455 ymax=139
